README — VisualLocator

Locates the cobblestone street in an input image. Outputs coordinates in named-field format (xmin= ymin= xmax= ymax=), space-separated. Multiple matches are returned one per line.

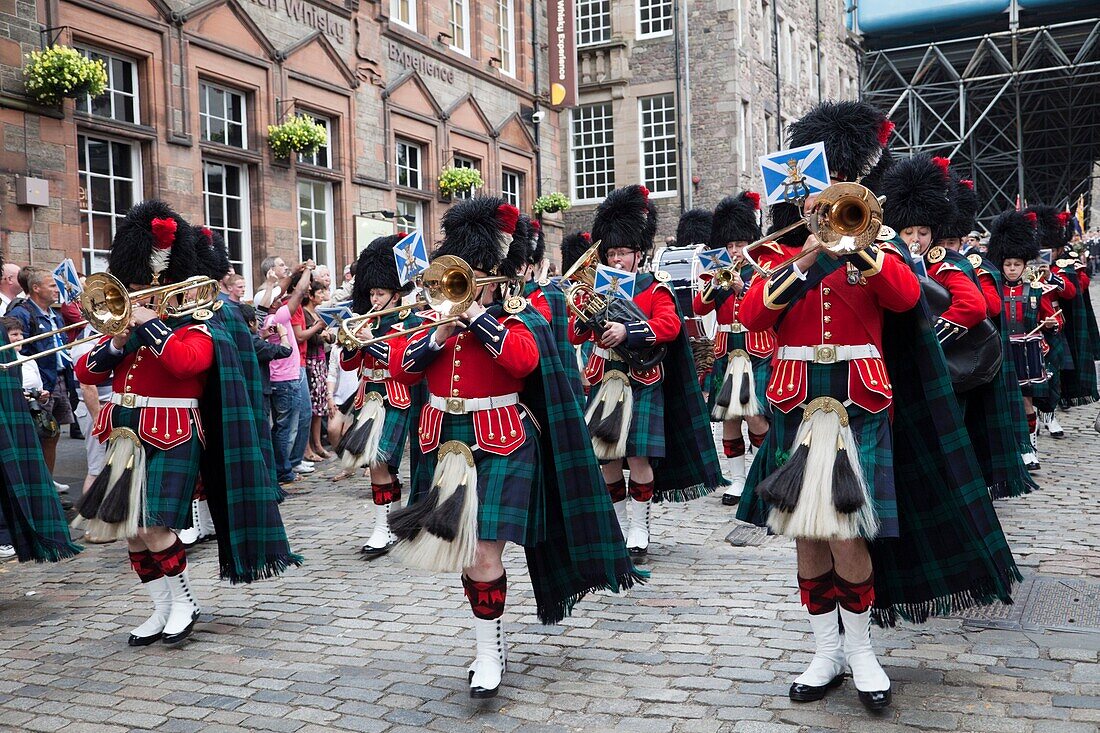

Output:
xmin=1 ymin=399 xmax=1098 ymax=733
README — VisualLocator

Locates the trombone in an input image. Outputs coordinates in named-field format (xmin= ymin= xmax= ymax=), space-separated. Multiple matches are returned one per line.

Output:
xmin=0 ymin=273 xmax=218 ymax=371
xmin=338 ymin=256 xmax=513 ymax=349
xmin=741 ymin=182 xmax=885 ymax=277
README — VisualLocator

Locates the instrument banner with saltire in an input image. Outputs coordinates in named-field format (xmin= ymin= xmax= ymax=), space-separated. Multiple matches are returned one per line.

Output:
xmin=393 ymin=231 xmax=429 ymax=286
xmin=0 ymin=329 xmax=82 ymax=562
xmin=593 ymin=264 xmax=636 ymax=301
xmin=697 ymin=248 xmax=734 ymax=273
xmin=739 ymin=240 xmax=1020 ymax=627
xmin=197 ymin=306 xmax=303 ymax=583
xmin=397 ymin=303 xmax=646 ymax=625
xmin=637 ymin=274 xmax=729 ymax=503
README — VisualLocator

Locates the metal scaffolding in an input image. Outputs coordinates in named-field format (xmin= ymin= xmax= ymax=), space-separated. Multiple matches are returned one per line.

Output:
xmin=861 ymin=15 xmax=1100 ymax=226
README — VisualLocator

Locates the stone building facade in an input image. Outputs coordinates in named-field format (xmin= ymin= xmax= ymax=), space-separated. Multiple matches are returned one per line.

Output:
xmin=558 ymin=0 xmax=861 ymax=245
xmin=0 ymin=0 xmax=561 ymax=291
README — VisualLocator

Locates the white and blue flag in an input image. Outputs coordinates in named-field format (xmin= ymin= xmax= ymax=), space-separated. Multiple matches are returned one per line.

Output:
xmin=53 ymin=259 xmax=82 ymax=304
xmin=317 ymin=301 xmax=354 ymax=328
xmin=758 ymin=142 xmax=830 ymax=205
xmin=696 ymin=247 xmax=734 ymax=272
xmin=593 ymin=264 xmax=636 ymax=301
xmin=393 ymin=231 xmax=429 ymax=286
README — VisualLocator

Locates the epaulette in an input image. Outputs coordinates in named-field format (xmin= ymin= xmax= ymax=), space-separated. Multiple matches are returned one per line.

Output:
xmin=504 ymin=295 xmax=527 ymax=314
xmin=926 ymin=246 xmax=947 ymax=264
xmin=875 ymin=225 xmax=897 ymax=242
xmin=654 ymin=270 xmax=671 ymax=283
xmin=967 ymin=253 xmax=984 ymax=270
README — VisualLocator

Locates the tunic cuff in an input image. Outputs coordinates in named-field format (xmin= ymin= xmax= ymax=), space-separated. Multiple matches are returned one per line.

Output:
xmin=625 ymin=321 xmax=657 ymax=347
xmin=401 ymin=333 xmax=439 ymax=373
xmin=136 ymin=318 xmax=174 ymax=357
xmin=84 ymin=338 xmax=124 ymax=373
xmin=469 ymin=312 xmax=508 ymax=357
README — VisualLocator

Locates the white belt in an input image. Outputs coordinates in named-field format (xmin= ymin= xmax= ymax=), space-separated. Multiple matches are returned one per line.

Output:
xmin=593 ymin=346 xmax=612 ymax=359
xmin=429 ymin=393 xmax=519 ymax=415
xmin=111 ymin=393 xmax=200 ymax=409
xmin=717 ymin=324 xmax=744 ymax=333
xmin=776 ymin=344 xmax=880 ymax=364
xmin=363 ymin=368 xmax=391 ymax=381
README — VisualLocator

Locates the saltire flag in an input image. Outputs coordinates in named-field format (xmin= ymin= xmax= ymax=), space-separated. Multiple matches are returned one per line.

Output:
xmin=758 ymin=142 xmax=830 ymax=205
xmin=696 ymin=247 xmax=734 ymax=272
xmin=53 ymin=259 xmax=82 ymax=304
xmin=593 ymin=264 xmax=636 ymax=301
xmin=317 ymin=301 xmax=354 ymax=328
xmin=393 ymin=231 xmax=429 ymax=286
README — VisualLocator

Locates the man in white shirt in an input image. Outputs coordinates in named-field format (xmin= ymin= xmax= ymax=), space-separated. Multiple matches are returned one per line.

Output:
xmin=0 ymin=264 xmax=22 ymax=314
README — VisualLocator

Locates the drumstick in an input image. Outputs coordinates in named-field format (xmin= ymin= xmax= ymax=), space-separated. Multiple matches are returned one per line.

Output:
xmin=1024 ymin=309 xmax=1062 ymax=338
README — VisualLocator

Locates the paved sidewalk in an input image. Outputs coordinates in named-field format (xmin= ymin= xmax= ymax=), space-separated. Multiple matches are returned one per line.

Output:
xmin=1 ymin=398 xmax=1098 ymax=732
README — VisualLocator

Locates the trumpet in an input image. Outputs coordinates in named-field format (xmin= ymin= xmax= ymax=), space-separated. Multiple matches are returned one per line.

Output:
xmin=710 ymin=265 xmax=743 ymax=290
xmin=741 ymin=182 xmax=885 ymax=277
xmin=336 ymin=302 xmax=420 ymax=350
xmin=0 ymin=273 xmax=218 ymax=371
xmin=339 ymin=256 xmax=513 ymax=349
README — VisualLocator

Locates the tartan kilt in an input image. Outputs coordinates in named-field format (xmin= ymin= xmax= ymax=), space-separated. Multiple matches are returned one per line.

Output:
xmin=412 ymin=411 xmax=544 ymax=546
xmin=738 ymin=362 xmax=898 ymax=539
xmin=705 ymin=334 xmax=772 ymax=421
xmin=587 ymin=358 xmax=665 ymax=458
xmin=109 ymin=406 xmax=202 ymax=531
xmin=1034 ymin=334 xmax=1069 ymax=411
xmin=358 ymin=382 xmax=410 ymax=469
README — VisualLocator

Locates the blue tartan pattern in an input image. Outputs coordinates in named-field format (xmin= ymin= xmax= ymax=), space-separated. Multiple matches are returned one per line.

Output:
xmin=1058 ymin=281 xmax=1099 ymax=406
xmin=0 ymin=330 xmax=81 ymax=562
xmin=588 ymin=357 xmax=666 ymax=458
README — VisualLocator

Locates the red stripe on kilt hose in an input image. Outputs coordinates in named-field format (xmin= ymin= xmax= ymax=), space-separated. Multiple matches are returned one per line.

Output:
xmin=723 ymin=437 xmax=746 ymax=457
xmin=462 ymin=572 xmax=507 ymax=620
xmin=797 ymin=569 xmax=837 ymax=614
xmin=129 ymin=550 xmax=163 ymax=583
xmin=834 ymin=572 xmax=875 ymax=613
xmin=151 ymin=537 xmax=188 ymax=578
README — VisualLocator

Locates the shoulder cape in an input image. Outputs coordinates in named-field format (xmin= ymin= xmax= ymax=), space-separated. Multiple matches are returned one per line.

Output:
xmin=738 ymin=242 xmax=1020 ymax=625
xmin=407 ymin=304 xmax=645 ymax=624
xmin=636 ymin=273 xmax=728 ymax=503
xmin=196 ymin=305 xmax=303 ymax=583
xmin=0 ymin=330 xmax=81 ymax=562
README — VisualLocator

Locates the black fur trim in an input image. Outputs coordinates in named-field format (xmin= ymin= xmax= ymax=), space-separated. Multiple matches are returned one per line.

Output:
xmin=108 ymin=200 xmax=198 ymax=286
xmin=861 ymin=146 xmax=894 ymax=196
xmin=881 ymin=154 xmax=952 ymax=232
xmin=1025 ymin=204 xmax=1068 ymax=250
xmin=389 ymin=486 xmax=440 ymax=541
xmin=711 ymin=193 xmax=761 ymax=247
xmin=560 ymin=232 xmax=592 ymax=272
xmin=757 ymin=442 xmax=809 ymax=512
xmin=435 ymin=197 xmax=510 ymax=273
xmin=676 ymin=208 xmax=713 ymax=247
xmin=831 ymin=446 xmax=865 ymax=514
xmin=424 ymin=482 xmax=467 ymax=541
xmin=592 ymin=185 xmax=658 ymax=261
xmin=193 ymin=225 xmax=232 ymax=280
xmin=715 ymin=375 xmax=733 ymax=409
xmin=935 ymin=172 xmax=980 ymax=241
xmin=352 ymin=234 xmax=411 ymax=314
xmin=75 ymin=470 xmax=111 ymax=519
xmin=987 ymin=210 xmax=1039 ymax=265
xmin=767 ymin=202 xmax=809 ymax=247
xmin=738 ymin=375 xmax=751 ymax=406
xmin=499 ymin=215 xmax=534 ymax=278
xmin=98 ymin=466 xmax=134 ymax=524
xmin=787 ymin=100 xmax=891 ymax=182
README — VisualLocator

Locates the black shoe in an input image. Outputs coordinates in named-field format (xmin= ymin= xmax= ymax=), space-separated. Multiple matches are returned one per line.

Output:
xmin=721 ymin=494 xmax=741 ymax=506
xmin=628 ymin=546 xmax=648 ymax=563
xmin=360 ymin=542 xmax=393 ymax=560
xmin=789 ymin=673 xmax=845 ymax=702
xmin=470 ymin=684 xmax=499 ymax=699
xmin=162 ymin=612 xmax=199 ymax=644
xmin=127 ymin=631 xmax=163 ymax=647
xmin=858 ymin=687 xmax=892 ymax=710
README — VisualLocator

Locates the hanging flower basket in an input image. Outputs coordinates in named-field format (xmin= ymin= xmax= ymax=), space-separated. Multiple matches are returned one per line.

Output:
xmin=267 ymin=114 xmax=328 ymax=159
xmin=533 ymin=192 xmax=571 ymax=215
xmin=438 ymin=166 xmax=484 ymax=198
xmin=22 ymin=45 xmax=107 ymax=107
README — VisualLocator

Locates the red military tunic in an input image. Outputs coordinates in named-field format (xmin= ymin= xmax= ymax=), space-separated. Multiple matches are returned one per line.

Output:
xmin=390 ymin=309 xmax=539 ymax=455
xmin=526 ymin=286 xmax=553 ymax=323
xmin=925 ymin=252 xmax=987 ymax=330
xmin=692 ymin=268 xmax=776 ymax=359
xmin=340 ymin=325 xmax=411 ymax=411
xmin=739 ymin=243 xmax=921 ymax=414
xmin=968 ymin=255 xmax=1003 ymax=318
xmin=568 ymin=277 xmax=681 ymax=386
xmin=74 ymin=317 xmax=214 ymax=450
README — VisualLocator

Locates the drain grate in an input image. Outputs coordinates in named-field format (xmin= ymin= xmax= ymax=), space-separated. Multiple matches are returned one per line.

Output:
xmin=955 ymin=576 xmax=1100 ymax=633
xmin=726 ymin=522 xmax=768 ymax=547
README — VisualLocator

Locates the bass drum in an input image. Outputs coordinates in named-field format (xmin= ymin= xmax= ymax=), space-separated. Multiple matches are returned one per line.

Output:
xmin=921 ymin=278 xmax=1003 ymax=392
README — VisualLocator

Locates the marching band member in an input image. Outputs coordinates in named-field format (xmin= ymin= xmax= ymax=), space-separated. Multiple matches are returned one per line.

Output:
xmin=338 ymin=234 xmax=415 ymax=558
xmin=989 ymin=210 xmax=1060 ymax=471
xmin=736 ymin=100 xmax=1019 ymax=711
xmin=73 ymin=201 xmax=299 ymax=647
xmin=388 ymin=197 xmax=641 ymax=698
xmin=568 ymin=184 xmax=725 ymax=561
xmin=692 ymin=192 xmax=775 ymax=506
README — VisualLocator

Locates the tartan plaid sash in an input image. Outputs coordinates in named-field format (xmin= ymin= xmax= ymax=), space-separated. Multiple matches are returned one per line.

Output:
xmin=529 ymin=280 xmax=585 ymax=400
xmin=1058 ymin=279 xmax=1099 ymax=407
xmin=194 ymin=307 xmax=303 ymax=584
xmin=0 ymin=330 xmax=81 ymax=562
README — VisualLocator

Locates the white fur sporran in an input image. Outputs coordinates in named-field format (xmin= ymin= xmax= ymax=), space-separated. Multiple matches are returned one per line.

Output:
xmin=585 ymin=370 xmax=633 ymax=460
xmin=711 ymin=349 xmax=760 ymax=420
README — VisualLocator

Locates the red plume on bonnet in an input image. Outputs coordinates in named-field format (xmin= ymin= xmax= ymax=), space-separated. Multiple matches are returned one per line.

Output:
xmin=959 ymin=179 xmax=974 ymax=190
xmin=1057 ymin=211 xmax=1072 ymax=227
xmin=150 ymin=217 xmax=177 ymax=276
xmin=932 ymin=157 xmax=951 ymax=178
xmin=744 ymin=191 xmax=761 ymax=210
xmin=1025 ymin=211 xmax=1038 ymax=227
xmin=877 ymin=120 xmax=895 ymax=147
xmin=581 ymin=232 xmax=592 ymax=242
xmin=496 ymin=203 xmax=520 ymax=235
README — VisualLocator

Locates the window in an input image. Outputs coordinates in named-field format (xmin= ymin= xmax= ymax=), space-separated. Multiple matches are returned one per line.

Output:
xmin=203 ymin=161 xmax=251 ymax=287
xmin=452 ymin=155 xmax=480 ymax=199
xmin=576 ymin=0 xmax=611 ymax=47
xmin=501 ymin=170 xmax=523 ymax=207
xmin=78 ymin=135 xmax=140 ymax=274
xmin=637 ymin=0 xmax=673 ymax=38
xmin=497 ymin=0 xmax=516 ymax=77
xmin=571 ymin=102 xmax=615 ymax=202
xmin=760 ymin=0 xmax=771 ymax=62
xmin=788 ymin=24 xmax=798 ymax=84
xmin=738 ymin=100 xmax=751 ymax=173
xmin=396 ymin=197 xmax=423 ymax=236
xmin=199 ymin=82 xmax=246 ymax=148
xmin=449 ymin=0 xmax=470 ymax=54
xmin=639 ymin=94 xmax=677 ymax=196
xmin=810 ymin=42 xmax=819 ymax=91
xmin=391 ymin=0 xmax=416 ymax=30
xmin=396 ymin=139 xmax=423 ymax=190
xmin=764 ymin=111 xmax=778 ymax=152
xmin=298 ymin=180 xmax=334 ymax=267
xmin=298 ymin=114 xmax=331 ymax=168
xmin=75 ymin=48 xmax=138 ymax=124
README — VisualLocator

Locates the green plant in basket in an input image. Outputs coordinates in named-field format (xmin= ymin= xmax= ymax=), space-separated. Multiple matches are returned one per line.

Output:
xmin=267 ymin=114 xmax=328 ymax=159
xmin=23 ymin=46 xmax=107 ymax=106
xmin=438 ymin=166 xmax=484 ymax=197
xmin=533 ymin=192 xmax=571 ymax=215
